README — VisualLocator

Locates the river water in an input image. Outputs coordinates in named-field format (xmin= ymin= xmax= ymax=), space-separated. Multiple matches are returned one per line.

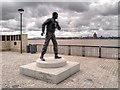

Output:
xmin=28 ymin=39 xmax=119 ymax=47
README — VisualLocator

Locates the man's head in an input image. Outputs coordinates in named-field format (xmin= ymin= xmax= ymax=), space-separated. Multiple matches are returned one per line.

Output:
xmin=52 ymin=12 xmax=58 ymax=19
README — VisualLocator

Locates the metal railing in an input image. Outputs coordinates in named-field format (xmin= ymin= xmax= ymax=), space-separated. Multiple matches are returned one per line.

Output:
xmin=37 ymin=44 xmax=120 ymax=60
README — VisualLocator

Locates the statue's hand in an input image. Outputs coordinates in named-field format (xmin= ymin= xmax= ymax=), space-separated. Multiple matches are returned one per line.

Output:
xmin=41 ymin=33 xmax=44 ymax=36
xmin=56 ymin=21 xmax=61 ymax=30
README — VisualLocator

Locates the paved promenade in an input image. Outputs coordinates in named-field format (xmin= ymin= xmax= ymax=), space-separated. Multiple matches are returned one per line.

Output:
xmin=1 ymin=51 xmax=118 ymax=88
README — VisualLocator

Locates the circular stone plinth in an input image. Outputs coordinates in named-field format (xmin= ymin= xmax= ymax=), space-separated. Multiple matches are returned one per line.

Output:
xmin=36 ymin=57 xmax=67 ymax=68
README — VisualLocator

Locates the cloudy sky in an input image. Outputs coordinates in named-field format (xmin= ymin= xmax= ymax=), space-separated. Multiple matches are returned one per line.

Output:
xmin=1 ymin=0 xmax=119 ymax=38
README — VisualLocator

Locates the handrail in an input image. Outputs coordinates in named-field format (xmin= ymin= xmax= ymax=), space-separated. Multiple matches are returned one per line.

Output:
xmin=36 ymin=44 xmax=120 ymax=48
xmin=36 ymin=44 xmax=120 ymax=60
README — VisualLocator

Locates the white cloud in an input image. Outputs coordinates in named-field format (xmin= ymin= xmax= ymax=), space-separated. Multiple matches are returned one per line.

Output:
xmin=1 ymin=2 xmax=119 ymax=38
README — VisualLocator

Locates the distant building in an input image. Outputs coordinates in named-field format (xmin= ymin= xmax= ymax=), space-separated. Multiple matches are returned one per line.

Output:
xmin=93 ymin=32 xmax=97 ymax=38
xmin=0 ymin=34 xmax=28 ymax=52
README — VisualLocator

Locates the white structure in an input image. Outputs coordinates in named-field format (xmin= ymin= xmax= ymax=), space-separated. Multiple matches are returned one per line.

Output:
xmin=0 ymin=34 xmax=28 ymax=52
xmin=20 ymin=57 xmax=80 ymax=84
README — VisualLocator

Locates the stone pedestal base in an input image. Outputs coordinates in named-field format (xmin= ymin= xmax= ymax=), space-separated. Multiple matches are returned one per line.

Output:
xmin=20 ymin=57 xmax=80 ymax=84
xmin=36 ymin=57 xmax=67 ymax=68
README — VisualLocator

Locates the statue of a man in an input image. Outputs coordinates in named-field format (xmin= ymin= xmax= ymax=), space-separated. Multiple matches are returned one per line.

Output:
xmin=40 ymin=12 xmax=61 ymax=61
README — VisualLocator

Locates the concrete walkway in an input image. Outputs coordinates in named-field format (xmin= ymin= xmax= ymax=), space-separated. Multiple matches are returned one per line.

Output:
xmin=1 ymin=51 xmax=118 ymax=88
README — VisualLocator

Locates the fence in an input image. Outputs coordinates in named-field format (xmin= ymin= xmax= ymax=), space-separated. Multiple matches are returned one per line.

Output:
xmin=37 ymin=44 xmax=120 ymax=60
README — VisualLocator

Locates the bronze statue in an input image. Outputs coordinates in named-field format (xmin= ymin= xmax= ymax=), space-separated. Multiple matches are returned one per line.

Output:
xmin=40 ymin=12 xmax=61 ymax=61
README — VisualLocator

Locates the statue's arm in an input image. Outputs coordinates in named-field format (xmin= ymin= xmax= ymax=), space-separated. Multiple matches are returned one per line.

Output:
xmin=56 ymin=21 xmax=61 ymax=30
xmin=42 ymin=19 xmax=50 ymax=34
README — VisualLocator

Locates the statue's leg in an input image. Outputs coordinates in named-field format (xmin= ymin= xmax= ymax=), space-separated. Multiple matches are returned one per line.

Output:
xmin=51 ymin=34 xmax=58 ymax=55
xmin=40 ymin=35 xmax=51 ymax=60
xmin=51 ymin=34 xmax=61 ymax=59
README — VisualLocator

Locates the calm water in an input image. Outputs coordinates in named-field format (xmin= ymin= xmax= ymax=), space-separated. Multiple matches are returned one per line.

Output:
xmin=28 ymin=39 xmax=119 ymax=47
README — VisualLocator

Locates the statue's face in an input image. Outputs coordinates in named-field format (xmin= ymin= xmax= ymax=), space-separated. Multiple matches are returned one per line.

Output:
xmin=54 ymin=14 xmax=58 ymax=19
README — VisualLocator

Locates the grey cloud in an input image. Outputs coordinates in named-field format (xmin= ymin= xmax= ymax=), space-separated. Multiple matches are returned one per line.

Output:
xmin=2 ymin=2 xmax=117 ymax=21
xmin=2 ymin=2 xmax=18 ymax=20
xmin=1 ymin=2 xmax=118 ymax=37
xmin=2 ymin=2 xmax=40 ymax=20
xmin=65 ymin=2 xmax=90 ymax=12
xmin=70 ymin=2 xmax=118 ymax=29
xmin=95 ymin=2 xmax=118 ymax=16
xmin=2 ymin=2 xmax=91 ymax=20
xmin=47 ymin=2 xmax=91 ymax=12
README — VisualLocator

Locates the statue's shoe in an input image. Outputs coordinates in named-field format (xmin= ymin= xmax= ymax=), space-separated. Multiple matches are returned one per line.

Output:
xmin=40 ymin=57 xmax=45 ymax=61
xmin=55 ymin=56 xmax=62 ymax=59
